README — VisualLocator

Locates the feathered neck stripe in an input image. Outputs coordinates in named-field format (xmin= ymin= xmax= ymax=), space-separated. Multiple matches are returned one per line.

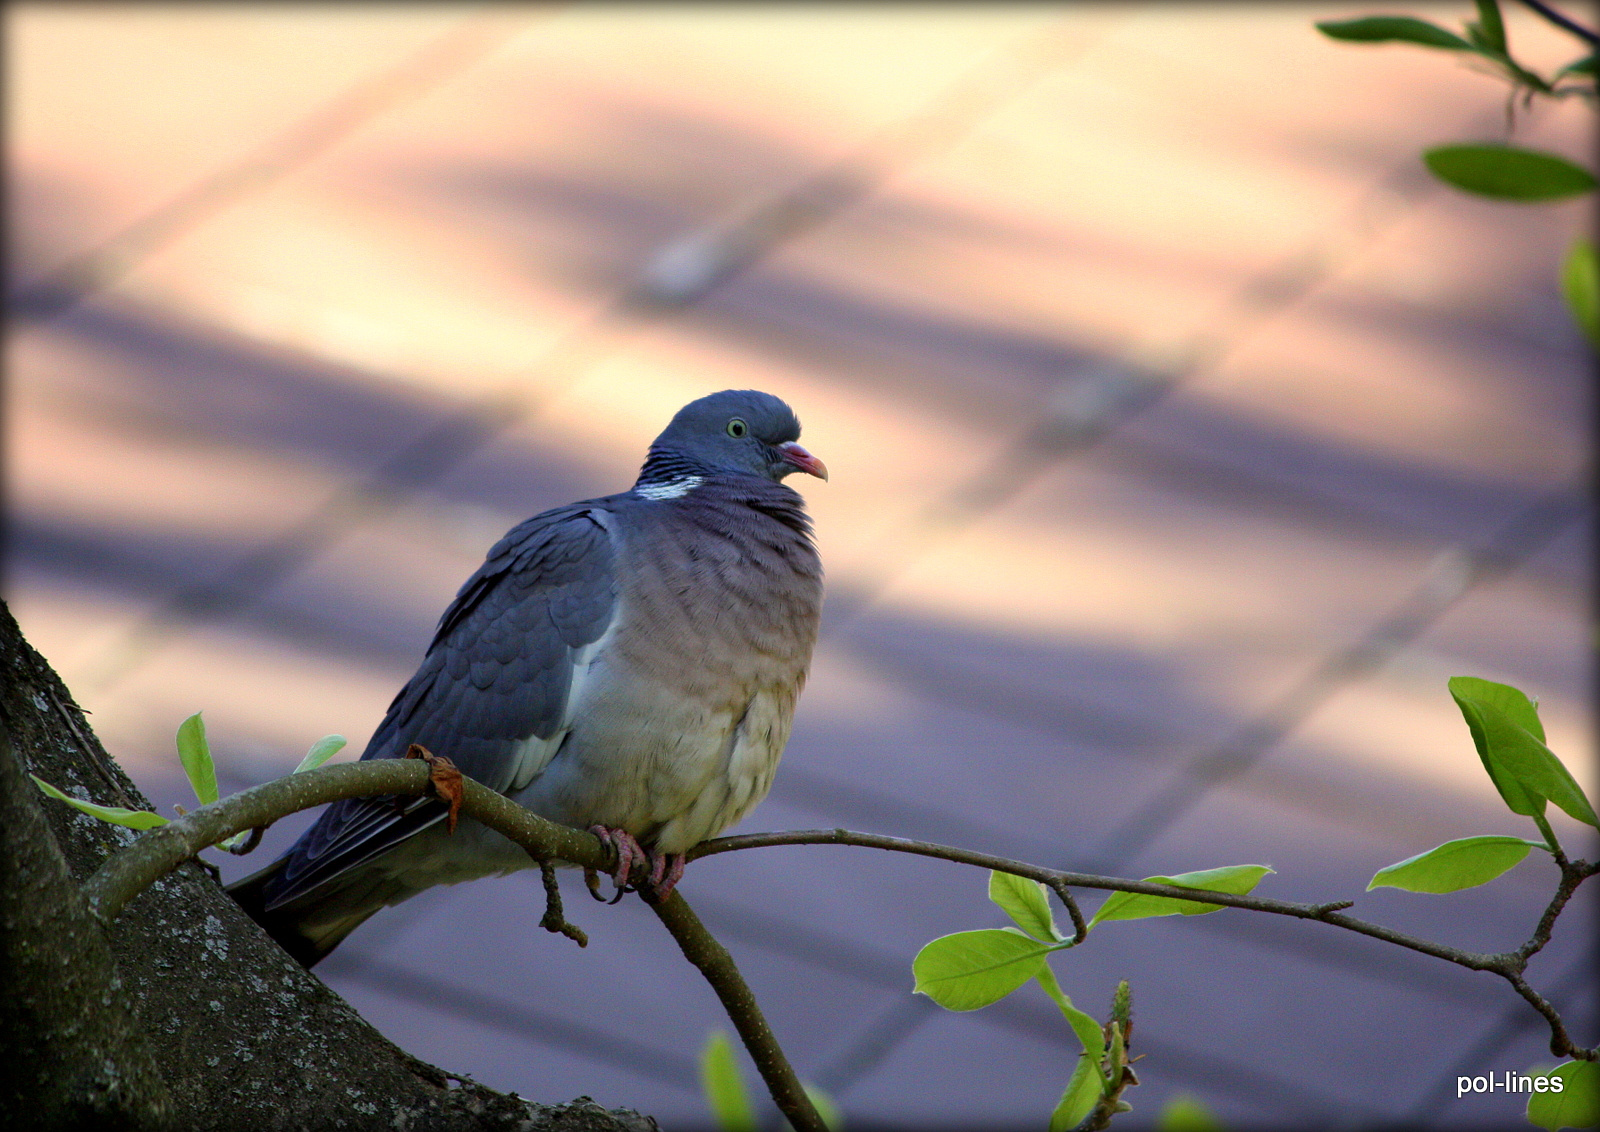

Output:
xmin=635 ymin=446 xmax=711 ymax=488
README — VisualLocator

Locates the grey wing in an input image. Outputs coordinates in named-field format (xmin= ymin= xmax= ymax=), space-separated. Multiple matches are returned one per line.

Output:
xmin=261 ymin=503 xmax=618 ymax=909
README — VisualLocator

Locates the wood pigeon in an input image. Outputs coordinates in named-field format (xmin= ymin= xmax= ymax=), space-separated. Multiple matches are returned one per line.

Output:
xmin=228 ymin=390 xmax=826 ymax=967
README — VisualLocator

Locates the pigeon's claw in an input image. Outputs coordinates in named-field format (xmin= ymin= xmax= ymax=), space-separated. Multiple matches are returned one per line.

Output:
xmin=585 ymin=827 xmax=686 ymax=903
xmin=587 ymin=825 xmax=646 ymax=904
xmin=647 ymin=853 xmax=687 ymax=901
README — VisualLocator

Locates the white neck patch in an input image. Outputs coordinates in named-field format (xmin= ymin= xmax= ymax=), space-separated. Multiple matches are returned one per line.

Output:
xmin=636 ymin=475 xmax=703 ymax=501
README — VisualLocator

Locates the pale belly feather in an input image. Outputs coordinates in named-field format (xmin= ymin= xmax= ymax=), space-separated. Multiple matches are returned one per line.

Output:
xmin=509 ymin=643 xmax=799 ymax=854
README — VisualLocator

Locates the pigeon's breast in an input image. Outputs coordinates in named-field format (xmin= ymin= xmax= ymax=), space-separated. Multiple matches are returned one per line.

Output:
xmin=514 ymin=482 xmax=822 ymax=846
xmin=612 ymin=484 xmax=823 ymax=701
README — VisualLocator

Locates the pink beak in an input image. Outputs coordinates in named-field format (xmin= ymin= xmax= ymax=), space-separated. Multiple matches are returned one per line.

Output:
xmin=778 ymin=441 xmax=828 ymax=481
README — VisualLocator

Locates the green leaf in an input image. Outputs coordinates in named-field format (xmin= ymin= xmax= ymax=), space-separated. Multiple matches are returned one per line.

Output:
xmin=1450 ymin=675 xmax=1545 ymax=748
xmin=989 ymin=870 xmax=1061 ymax=942
xmin=31 ymin=775 xmax=169 ymax=830
xmin=1315 ymin=16 xmax=1473 ymax=50
xmin=700 ymin=1032 xmax=756 ymax=1132
xmin=175 ymin=712 xmax=218 ymax=807
xmin=1556 ymin=53 xmax=1597 ymax=78
xmin=1468 ymin=677 xmax=1548 ymax=740
xmin=1089 ymin=865 xmax=1275 ymax=927
xmin=1423 ymin=145 xmax=1597 ymax=201
xmin=1504 ymin=59 xmax=1555 ymax=94
xmin=1367 ymin=835 xmax=1539 ymax=893
xmin=1034 ymin=963 xmax=1106 ymax=1059
xmin=913 ymin=929 xmax=1053 ymax=1011
xmin=294 ymin=734 xmax=347 ymax=775
xmin=1158 ymin=1094 xmax=1224 ymax=1131
xmin=1561 ymin=237 xmax=1600 ymax=349
xmin=1049 ymin=1056 xmax=1105 ymax=1132
xmin=1450 ymin=678 xmax=1598 ymax=827
xmin=1470 ymin=0 xmax=1507 ymax=54
xmin=1527 ymin=1060 xmax=1600 ymax=1132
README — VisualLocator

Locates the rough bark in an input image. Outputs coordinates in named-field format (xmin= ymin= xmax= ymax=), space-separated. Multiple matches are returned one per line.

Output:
xmin=0 ymin=720 xmax=171 ymax=1129
xmin=0 ymin=601 xmax=654 ymax=1132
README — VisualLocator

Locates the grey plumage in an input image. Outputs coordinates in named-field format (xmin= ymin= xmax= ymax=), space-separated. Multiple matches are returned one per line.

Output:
xmin=228 ymin=390 xmax=825 ymax=966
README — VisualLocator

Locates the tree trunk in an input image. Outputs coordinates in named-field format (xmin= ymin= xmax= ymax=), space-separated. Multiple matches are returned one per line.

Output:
xmin=0 ymin=601 xmax=654 ymax=1132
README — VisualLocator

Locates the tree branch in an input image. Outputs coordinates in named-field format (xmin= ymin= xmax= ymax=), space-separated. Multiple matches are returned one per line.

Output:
xmin=691 ymin=826 xmax=1598 ymax=1059
xmin=78 ymin=766 xmax=1596 ymax=1097
xmin=77 ymin=761 xmax=827 ymax=1121
xmin=1518 ymin=0 xmax=1600 ymax=47
xmin=1506 ymin=969 xmax=1594 ymax=1060
xmin=690 ymin=828 xmax=1492 ymax=966
xmin=1515 ymin=857 xmax=1596 ymax=966
xmin=1 ymin=721 xmax=171 ymax=1125
xmin=81 ymin=760 xmax=601 ymax=921
xmin=647 ymin=892 xmax=827 ymax=1132
xmin=1045 ymin=876 xmax=1090 ymax=944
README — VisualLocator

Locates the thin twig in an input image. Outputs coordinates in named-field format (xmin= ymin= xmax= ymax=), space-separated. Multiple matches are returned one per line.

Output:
xmin=538 ymin=859 xmax=588 ymax=948
xmin=692 ymin=826 xmax=1597 ymax=1058
xmin=692 ymin=829 xmax=1495 ymax=967
xmin=1518 ymin=0 xmax=1600 ymax=47
xmin=220 ymin=824 xmax=267 ymax=856
xmin=1045 ymin=877 xmax=1090 ymax=944
xmin=47 ymin=686 xmax=137 ymax=808
xmin=1516 ymin=858 xmax=1599 ymax=964
xmin=1505 ymin=970 xmax=1592 ymax=1059
xmin=647 ymin=892 xmax=827 ymax=1132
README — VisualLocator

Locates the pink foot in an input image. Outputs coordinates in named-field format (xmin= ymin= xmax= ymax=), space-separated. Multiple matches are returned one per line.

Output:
xmin=586 ymin=826 xmax=687 ymax=902
xmin=646 ymin=852 xmax=687 ymax=901
xmin=588 ymin=825 xmax=644 ymax=904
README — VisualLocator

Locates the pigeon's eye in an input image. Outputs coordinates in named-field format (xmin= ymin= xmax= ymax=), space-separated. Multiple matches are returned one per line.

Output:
xmin=726 ymin=418 xmax=748 ymax=438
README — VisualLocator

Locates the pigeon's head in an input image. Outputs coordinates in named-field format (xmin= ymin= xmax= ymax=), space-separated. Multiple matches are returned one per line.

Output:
xmin=642 ymin=389 xmax=828 ymax=485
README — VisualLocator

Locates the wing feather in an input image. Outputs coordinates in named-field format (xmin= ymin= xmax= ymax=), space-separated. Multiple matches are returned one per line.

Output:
xmin=263 ymin=503 xmax=617 ymax=910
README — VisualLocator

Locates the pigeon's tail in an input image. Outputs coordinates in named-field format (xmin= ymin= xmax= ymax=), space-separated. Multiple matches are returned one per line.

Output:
xmin=226 ymin=862 xmax=377 ymax=969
